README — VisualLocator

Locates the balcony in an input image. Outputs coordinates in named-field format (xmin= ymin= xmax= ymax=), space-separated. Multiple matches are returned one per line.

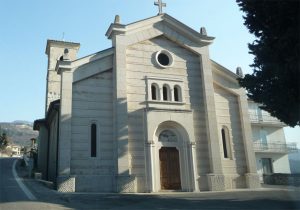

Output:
xmin=249 ymin=113 xmax=285 ymax=126
xmin=253 ymin=142 xmax=298 ymax=153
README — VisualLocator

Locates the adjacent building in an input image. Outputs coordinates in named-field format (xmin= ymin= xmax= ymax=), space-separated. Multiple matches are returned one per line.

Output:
xmin=289 ymin=149 xmax=300 ymax=174
xmin=248 ymin=101 xmax=297 ymax=181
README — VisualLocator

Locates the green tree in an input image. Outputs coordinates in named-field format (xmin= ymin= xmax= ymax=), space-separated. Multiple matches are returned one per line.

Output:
xmin=0 ymin=133 xmax=9 ymax=150
xmin=236 ymin=0 xmax=300 ymax=126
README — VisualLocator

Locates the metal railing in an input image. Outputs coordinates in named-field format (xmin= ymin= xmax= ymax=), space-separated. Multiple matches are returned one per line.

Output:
xmin=249 ymin=113 xmax=285 ymax=125
xmin=253 ymin=142 xmax=298 ymax=153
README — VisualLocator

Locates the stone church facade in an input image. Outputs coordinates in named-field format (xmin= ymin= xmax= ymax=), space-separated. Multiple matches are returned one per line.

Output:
xmin=34 ymin=13 xmax=261 ymax=192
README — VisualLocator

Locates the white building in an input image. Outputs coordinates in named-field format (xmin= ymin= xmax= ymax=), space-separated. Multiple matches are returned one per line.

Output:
xmin=12 ymin=145 xmax=21 ymax=156
xmin=6 ymin=144 xmax=21 ymax=156
xmin=33 ymin=12 xmax=265 ymax=193
xmin=289 ymin=149 xmax=300 ymax=174
xmin=248 ymin=101 xmax=297 ymax=181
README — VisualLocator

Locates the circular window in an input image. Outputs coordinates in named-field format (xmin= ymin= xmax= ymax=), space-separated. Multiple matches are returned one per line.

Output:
xmin=155 ymin=50 xmax=174 ymax=68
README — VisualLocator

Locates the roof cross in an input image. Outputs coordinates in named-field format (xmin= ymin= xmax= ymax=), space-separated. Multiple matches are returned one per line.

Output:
xmin=154 ymin=0 xmax=166 ymax=15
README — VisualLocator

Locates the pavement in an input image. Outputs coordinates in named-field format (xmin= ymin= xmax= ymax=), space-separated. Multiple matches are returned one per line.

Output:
xmin=14 ymin=158 xmax=300 ymax=210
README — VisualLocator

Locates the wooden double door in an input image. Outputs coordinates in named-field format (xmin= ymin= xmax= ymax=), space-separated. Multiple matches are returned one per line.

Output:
xmin=159 ymin=147 xmax=181 ymax=190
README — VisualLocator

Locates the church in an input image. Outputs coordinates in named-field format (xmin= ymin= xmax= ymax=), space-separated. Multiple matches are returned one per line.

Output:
xmin=34 ymin=2 xmax=261 ymax=193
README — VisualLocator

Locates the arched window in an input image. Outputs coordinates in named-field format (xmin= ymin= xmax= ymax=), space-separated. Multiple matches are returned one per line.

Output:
xmin=221 ymin=126 xmax=231 ymax=159
xmin=174 ymin=85 xmax=182 ymax=102
xmin=163 ymin=84 xmax=171 ymax=101
xmin=151 ymin=83 xmax=159 ymax=100
xmin=91 ymin=123 xmax=97 ymax=157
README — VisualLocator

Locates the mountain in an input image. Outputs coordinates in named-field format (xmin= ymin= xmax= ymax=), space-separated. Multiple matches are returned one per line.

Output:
xmin=12 ymin=120 xmax=33 ymax=125
xmin=0 ymin=121 xmax=38 ymax=147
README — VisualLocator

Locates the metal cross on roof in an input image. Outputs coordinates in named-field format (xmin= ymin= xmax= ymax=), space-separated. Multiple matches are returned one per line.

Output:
xmin=154 ymin=0 xmax=166 ymax=15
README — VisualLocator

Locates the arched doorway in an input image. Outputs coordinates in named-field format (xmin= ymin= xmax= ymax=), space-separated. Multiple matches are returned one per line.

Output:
xmin=147 ymin=120 xmax=198 ymax=192
xmin=159 ymin=147 xmax=181 ymax=190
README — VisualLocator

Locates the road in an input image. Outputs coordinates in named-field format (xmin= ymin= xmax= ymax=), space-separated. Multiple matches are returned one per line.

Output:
xmin=0 ymin=158 xmax=29 ymax=201
xmin=0 ymin=157 xmax=70 ymax=210
xmin=1 ymin=157 xmax=300 ymax=210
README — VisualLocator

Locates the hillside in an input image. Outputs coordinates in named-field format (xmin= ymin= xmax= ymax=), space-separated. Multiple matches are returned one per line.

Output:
xmin=0 ymin=121 xmax=38 ymax=147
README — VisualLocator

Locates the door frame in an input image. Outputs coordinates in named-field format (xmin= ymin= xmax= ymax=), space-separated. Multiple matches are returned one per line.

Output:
xmin=145 ymin=117 xmax=199 ymax=193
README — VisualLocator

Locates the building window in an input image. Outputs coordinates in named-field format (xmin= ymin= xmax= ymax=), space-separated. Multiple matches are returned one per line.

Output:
xmin=155 ymin=50 xmax=174 ymax=68
xmin=174 ymin=85 xmax=181 ymax=102
xmin=262 ymin=158 xmax=273 ymax=174
xmin=91 ymin=123 xmax=97 ymax=157
xmin=163 ymin=84 xmax=171 ymax=101
xmin=158 ymin=53 xmax=169 ymax=66
xmin=146 ymin=77 xmax=185 ymax=104
xmin=151 ymin=83 xmax=159 ymax=100
xmin=221 ymin=126 xmax=231 ymax=159
xmin=260 ymin=129 xmax=268 ymax=149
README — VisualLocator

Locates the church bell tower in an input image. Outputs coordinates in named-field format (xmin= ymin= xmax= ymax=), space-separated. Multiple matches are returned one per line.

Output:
xmin=45 ymin=40 xmax=80 ymax=114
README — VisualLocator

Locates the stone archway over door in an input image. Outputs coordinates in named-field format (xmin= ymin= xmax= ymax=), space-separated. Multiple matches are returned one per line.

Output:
xmin=159 ymin=147 xmax=181 ymax=190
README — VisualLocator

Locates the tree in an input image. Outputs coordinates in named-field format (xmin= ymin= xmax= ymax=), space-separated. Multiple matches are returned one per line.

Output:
xmin=236 ymin=0 xmax=300 ymax=127
xmin=0 ymin=133 xmax=9 ymax=150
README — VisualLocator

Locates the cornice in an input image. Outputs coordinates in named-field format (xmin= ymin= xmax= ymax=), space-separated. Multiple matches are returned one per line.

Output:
xmin=45 ymin=39 xmax=80 ymax=55
xmin=105 ymin=13 xmax=214 ymax=46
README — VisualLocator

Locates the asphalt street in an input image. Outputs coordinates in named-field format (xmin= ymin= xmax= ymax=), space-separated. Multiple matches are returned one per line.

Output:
xmin=0 ymin=157 xmax=300 ymax=210
xmin=0 ymin=158 xmax=71 ymax=210
xmin=0 ymin=158 xmax=29 ymax=202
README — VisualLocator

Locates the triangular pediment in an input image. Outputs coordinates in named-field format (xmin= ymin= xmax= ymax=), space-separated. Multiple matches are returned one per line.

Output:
xmin=106 ymin=14 xmax=214 ymax=52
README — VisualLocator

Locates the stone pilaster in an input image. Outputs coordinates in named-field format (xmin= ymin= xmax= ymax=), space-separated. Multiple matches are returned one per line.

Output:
xmin=146 ymin=140 xmax=155 ymax=193
xmin=190 ymin=142 xmax=200 ymax=192
xmin=116 ymin=175 xmax=136 ymax=193
xmin=113 ymin=35 xmax=132 ymax=192
xmin=56 ymin=63 xmax=75 ymax=192
xmin=245 ymin=173 xmax=261 ymax=189
xmin=57 ymin=175 xmax=75 ymax=192
xmin=237 ymin=90 xmax=261 ymax=188
xmin=200 ymin=53 xmax=226 ymax=191
xmin=207 ymin=174 xmax=226 ymax=191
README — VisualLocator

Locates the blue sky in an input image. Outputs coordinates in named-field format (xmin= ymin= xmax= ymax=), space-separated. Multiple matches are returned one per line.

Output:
xmin=0 ymin=0 xmax=299 ymax=145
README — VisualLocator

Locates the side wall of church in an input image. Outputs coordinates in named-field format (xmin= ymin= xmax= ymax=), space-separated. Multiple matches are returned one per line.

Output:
xmin=48 ymin=112 xmax=59 ymax=183
xmin=71 ymin=70 xmax=114 ymax=192
xmin=37 ymin=125 xmax=49 ymax=180
xmin=213 ymin=84 xmax=247 ymax=189
xmin=126 ymin=36 xmax=209 ymax=192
